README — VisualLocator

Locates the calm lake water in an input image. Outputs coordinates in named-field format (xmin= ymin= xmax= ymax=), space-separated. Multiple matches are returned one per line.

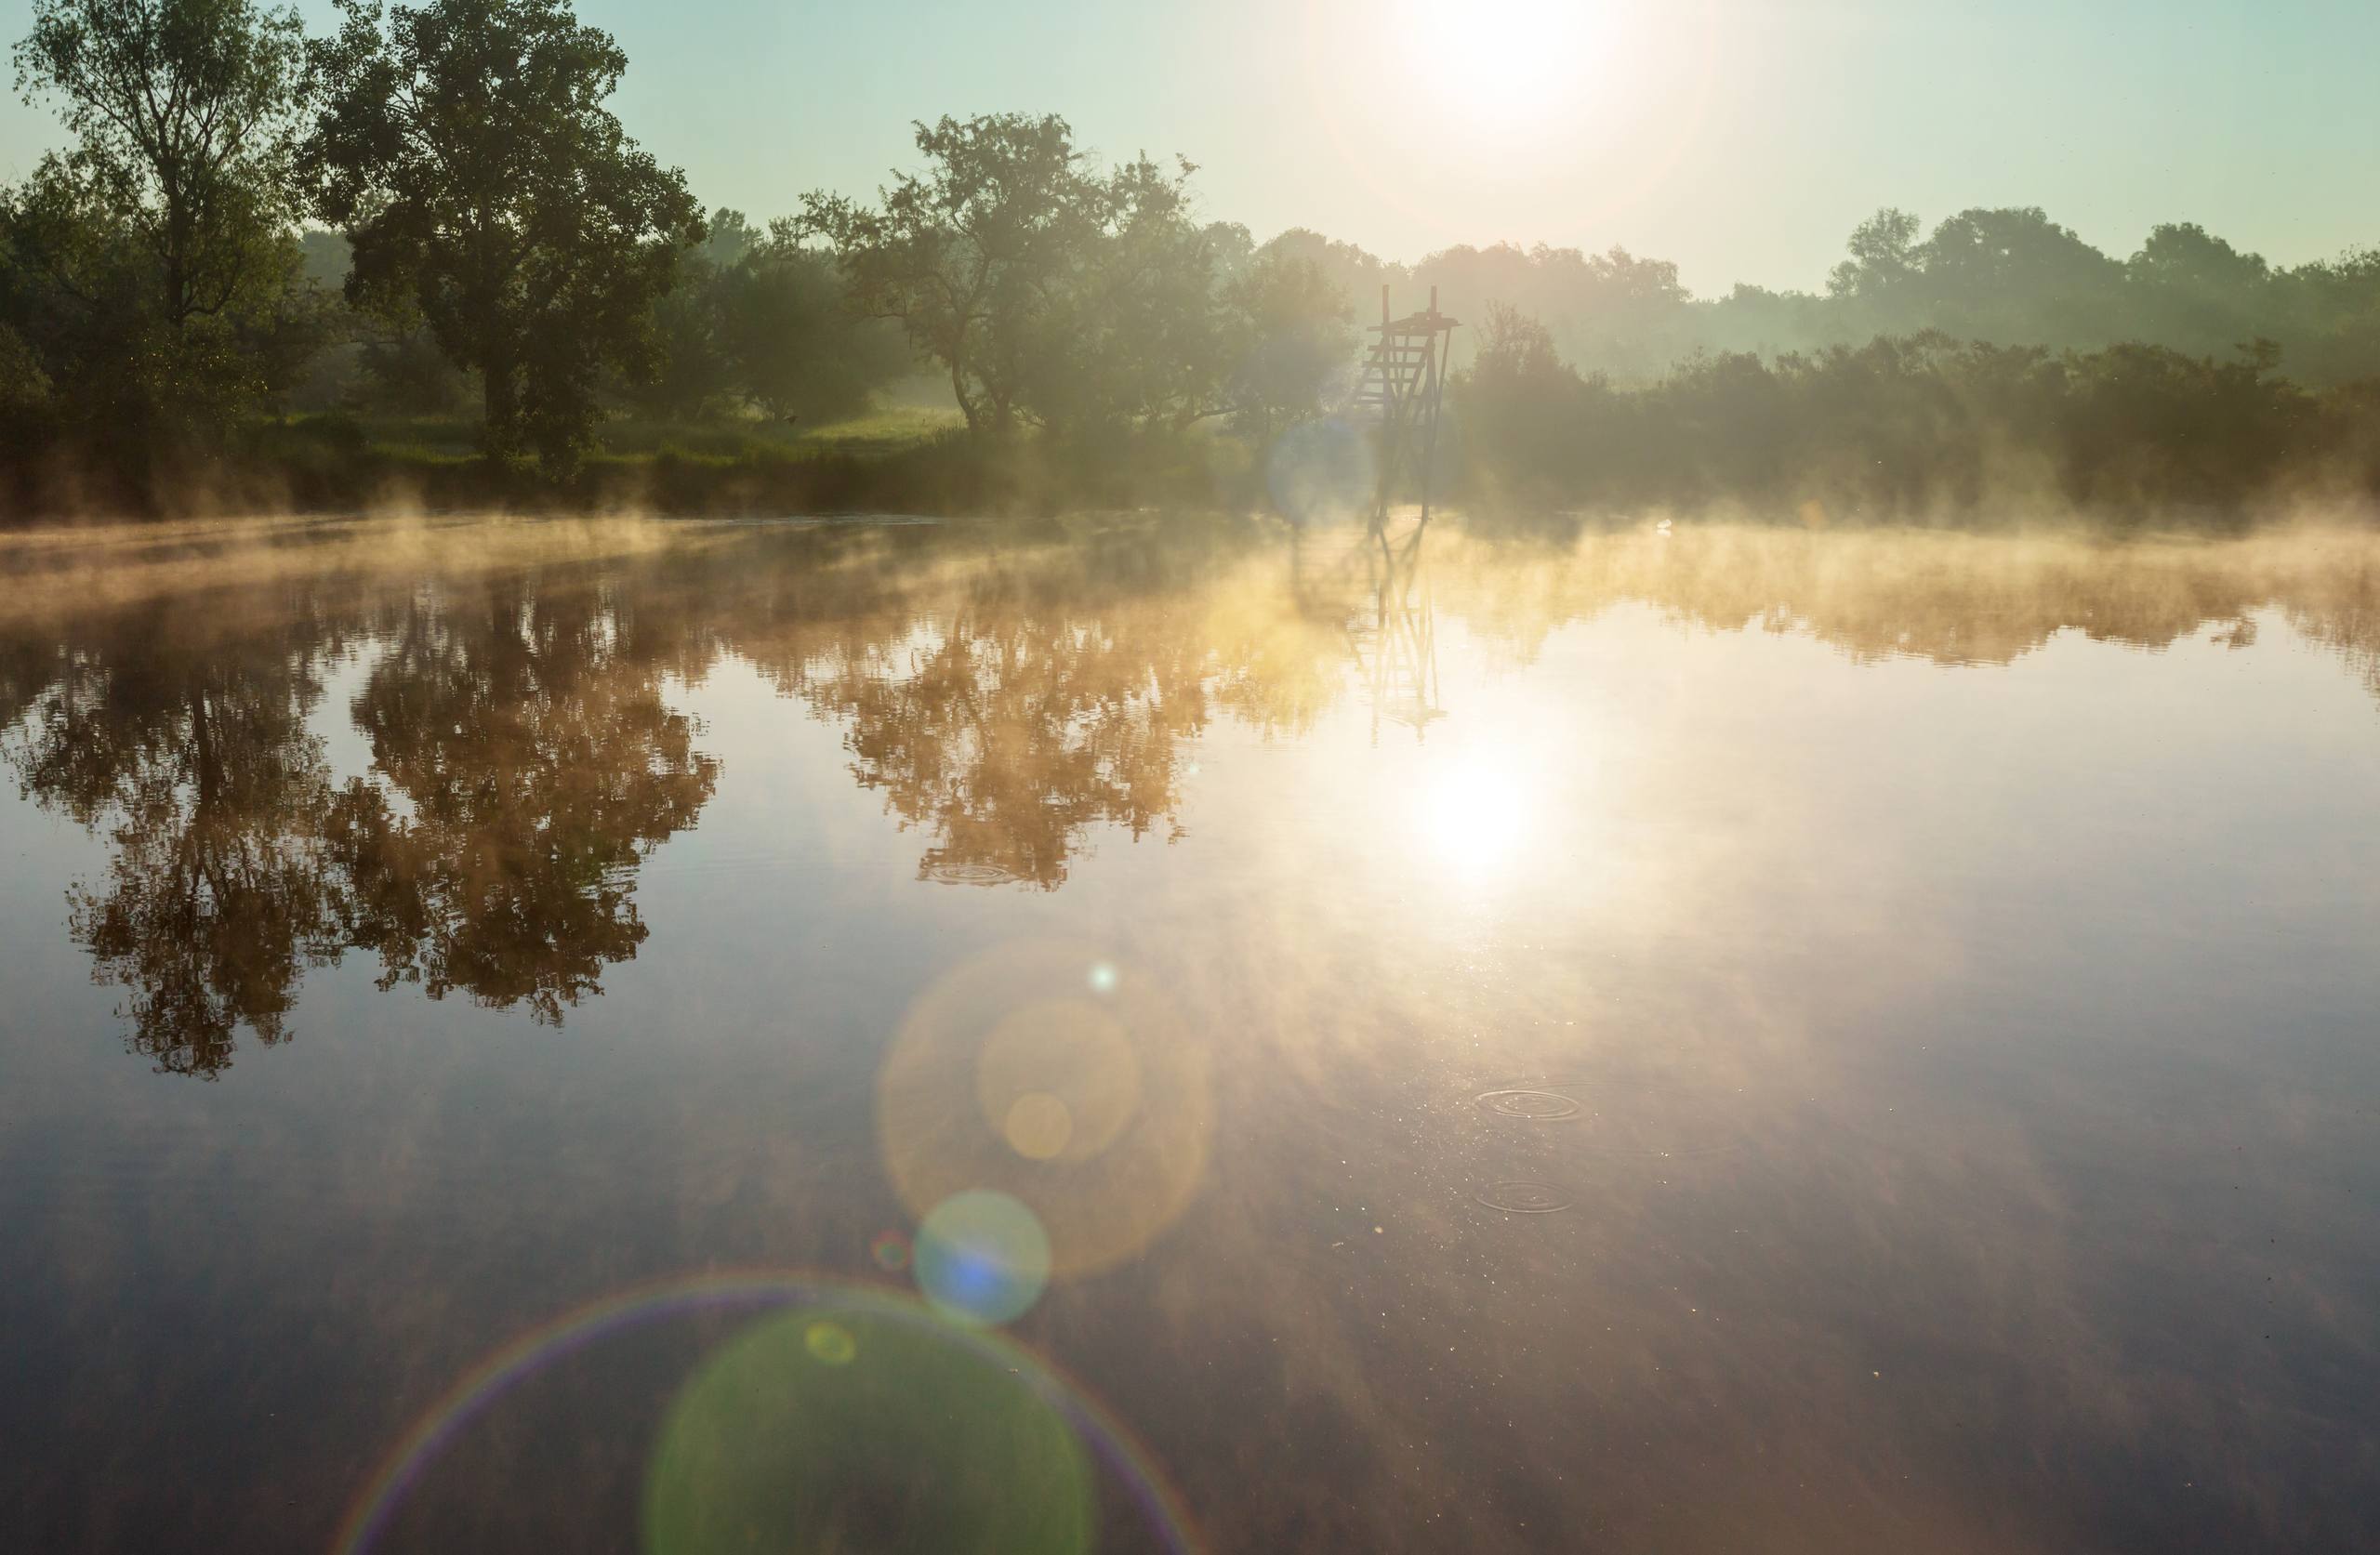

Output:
xmin=2 ymin=517 xmax=2376 ymax=1553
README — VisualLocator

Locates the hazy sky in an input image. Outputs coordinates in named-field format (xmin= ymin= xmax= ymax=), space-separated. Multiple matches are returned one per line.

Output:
xmin=4 ymin=0 xmax=2374 ymax=295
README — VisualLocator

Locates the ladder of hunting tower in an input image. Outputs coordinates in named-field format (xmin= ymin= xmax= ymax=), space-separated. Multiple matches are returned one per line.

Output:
xmin=1352 ymin=283 xmax=1458 ymax=537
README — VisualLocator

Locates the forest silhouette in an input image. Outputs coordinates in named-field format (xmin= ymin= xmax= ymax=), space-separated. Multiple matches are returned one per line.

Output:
xmin=5 ymin=0 xmax=2379 ymax=521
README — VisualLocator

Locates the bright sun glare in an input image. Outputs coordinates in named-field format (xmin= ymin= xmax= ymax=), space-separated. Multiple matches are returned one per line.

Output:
xmin=1419 ymin=757 xmax=1532 ymax=876
xmin=1394 ymin=0 xmax=1607 ymax=134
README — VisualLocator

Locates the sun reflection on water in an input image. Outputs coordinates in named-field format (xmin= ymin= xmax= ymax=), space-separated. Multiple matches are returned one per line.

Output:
xmin=1418 ymin=754 xmax=1534 ymax=876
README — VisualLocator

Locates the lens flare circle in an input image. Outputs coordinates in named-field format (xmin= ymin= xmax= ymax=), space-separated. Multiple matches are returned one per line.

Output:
xmin=879 ymin=942 xmax=1214 ymax=1278
xmin=916 ymin=1189 xmax=1053 ymax=1327
xmin=1265 ymin=417 xmax=1375 ymax=528
xmin=975 ymin=997 xmax=1143 ymax=1165
xmin=803 ymin=1319 xmax=859 ymax=1364
xmin=646 ymin=1306 xmax=1091 ymax=1555
xmin=1004 ymin=1091 xmax=1076 ymax=1159
xmin=328 ymin=1272 xmax=1203 ymax=1555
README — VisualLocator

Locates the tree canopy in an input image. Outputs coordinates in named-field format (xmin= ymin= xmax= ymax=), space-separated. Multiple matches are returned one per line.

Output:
xmin=14 ymin=0 xmax=310 ymax=329
xmin=802 ymin=113 xmax=1350 ymax=441
xmin=5 ymin=0 xmax=320 ymax=455
xmin=302 ymin=0 xmax=702 ymax=470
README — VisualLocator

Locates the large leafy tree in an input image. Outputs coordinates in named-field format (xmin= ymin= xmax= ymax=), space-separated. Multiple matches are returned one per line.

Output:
xmin=7 ymin=0 xmax=318 ymax=450
xmin=302 ymin=0 xmax=702 ymax=470
xmin=802 ymin=113 xmax=1104 ymax=437
xmin=807 ymin=114 xmax=1338 ymax=442
xmin=1021 ymin=150 xmax=1222 ymax=435
xmin=13 ymin=0 xmax=310 ymax=331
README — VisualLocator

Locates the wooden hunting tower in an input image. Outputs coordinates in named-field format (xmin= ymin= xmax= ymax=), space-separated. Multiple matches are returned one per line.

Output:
xmin=1351 ymin=284 xmax=1458 ymax=536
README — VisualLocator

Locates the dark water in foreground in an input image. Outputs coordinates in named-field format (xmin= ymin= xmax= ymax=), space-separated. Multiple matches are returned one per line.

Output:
xmin=1 ymin=517 xmax=2376 ymax=1554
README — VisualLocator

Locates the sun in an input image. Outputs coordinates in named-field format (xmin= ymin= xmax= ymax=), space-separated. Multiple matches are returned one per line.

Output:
xmin=1391 ymin=0 xmax=1610 ymax=136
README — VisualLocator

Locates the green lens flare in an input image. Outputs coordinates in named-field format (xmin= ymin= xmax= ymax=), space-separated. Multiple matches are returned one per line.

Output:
xmin=644 ymin=1306 xmax=1093 ymax=1555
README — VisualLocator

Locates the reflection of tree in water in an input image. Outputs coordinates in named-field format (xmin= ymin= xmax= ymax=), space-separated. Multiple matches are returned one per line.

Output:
xmin=1 ymin=577 xmax=718 ymax=1074
xmin=329 ymin=584 xmax=721 ymax=1021
xmin=772 ymin=528 xmax=2380 ymax=899
xmin=788 ymin=581 xmax=1211 ymax=889
xmin=2288 ymin=595 xmax=2380 ymax=704
xmin=1442 ymin=526 xmax=2380 ymax=678
xmin=10 ymin=523 xmax=2376 ymax=1073
xmin=4 ymin=611 xmax=349 ymax=1075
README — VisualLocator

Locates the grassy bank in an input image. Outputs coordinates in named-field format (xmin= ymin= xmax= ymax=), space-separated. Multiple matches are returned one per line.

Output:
xmin=0 ymin=405 xmax=1268 ymax=521
xmin=13 ymin=347 xmax=2380 ymax=530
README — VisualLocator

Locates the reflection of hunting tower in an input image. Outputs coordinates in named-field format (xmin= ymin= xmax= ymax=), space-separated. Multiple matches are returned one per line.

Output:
xmin=1352 ymin=284 xmax=1458 ymax=536
xmin=1287 ymin=521 xmax=1442 ymax=742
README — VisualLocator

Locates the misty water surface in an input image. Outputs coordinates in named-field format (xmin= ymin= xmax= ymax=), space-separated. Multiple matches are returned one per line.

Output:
xmin=1 ymin=517 xmax=2376 ymax=1553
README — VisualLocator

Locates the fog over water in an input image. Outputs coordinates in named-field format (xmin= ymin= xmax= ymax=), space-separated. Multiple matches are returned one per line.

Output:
xmin=1 ymin=517 xmax=2376 ymax=1553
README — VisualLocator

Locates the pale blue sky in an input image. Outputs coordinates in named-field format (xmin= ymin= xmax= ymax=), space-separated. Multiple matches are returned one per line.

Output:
xmin=5 ymin=0 xmax=2375 ymax=294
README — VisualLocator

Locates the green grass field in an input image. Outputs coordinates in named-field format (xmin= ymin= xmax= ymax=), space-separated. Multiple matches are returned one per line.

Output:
xmin=329 ymin=404 xmax=967 ymax=466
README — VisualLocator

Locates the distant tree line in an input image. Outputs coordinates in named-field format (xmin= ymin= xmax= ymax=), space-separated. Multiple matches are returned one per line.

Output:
xmin=1459 ymin=310 xmax=2380 ymax=519
xmin=1277 ymin=208 xmax=2380 ymax=390
xmin=2 ymin=0 xmax=2376 ymax=518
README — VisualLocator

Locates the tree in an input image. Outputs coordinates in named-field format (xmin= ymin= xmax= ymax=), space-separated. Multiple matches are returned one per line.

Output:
xmin=809 ymin=118 xmax=1316 ymax=441
xmin=627 ymin=210 xmax=740 ymax=422
xmin=1218 ymin=246 xmax=1353 ymax=442
xmin=7 ymin=0 xmax=317 ymax=455
xmin=1263 ymin=227 xmax=1401 ymax=327
xmin=802 ymin=113 xmax=1103 ymax=437
xmin=14 ymin=0 xmax=310 ymax=332
xmin=724 ymin=230 xmax=910 ymax=423
xmin=628 ymin=209 xmax=910 ymax=426
xmin=1828 ymin=207 xmax=1923 ymax=305
xmin=1455 ymin=302 xmax=1611 ymax=505
xmin=303 ymin=0 xmax=703 ymax=471
xmin=1015 ymin=149 xmax=1241 ymax=436
xmin=1915 ymin=206 xmax=2124 ymax=344
xmin=2124 ymin=223 xmax=2272 ymax=357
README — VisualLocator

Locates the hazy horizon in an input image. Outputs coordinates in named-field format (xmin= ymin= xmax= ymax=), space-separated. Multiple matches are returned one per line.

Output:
xmin=6 ymin=0 xmax=2371 ymax=295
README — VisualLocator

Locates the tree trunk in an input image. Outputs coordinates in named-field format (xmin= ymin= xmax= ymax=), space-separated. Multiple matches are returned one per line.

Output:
xmin=949 ymin=358 xmax=980 ymax=434
xmin=482 ymin=354 xmax=521 ymax=460
xmin=162 ymin=184 xmax=191 ymax=332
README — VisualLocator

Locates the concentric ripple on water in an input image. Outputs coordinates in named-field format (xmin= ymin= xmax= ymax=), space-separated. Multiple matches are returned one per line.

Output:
xmin=1474 ymin=1087 xmax=1584 ymax=1122
xmin=1474 ymin=1180 xmax=1573 ymax=1214
xmin=921 ymin=860 xmax=1022 ymax=887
